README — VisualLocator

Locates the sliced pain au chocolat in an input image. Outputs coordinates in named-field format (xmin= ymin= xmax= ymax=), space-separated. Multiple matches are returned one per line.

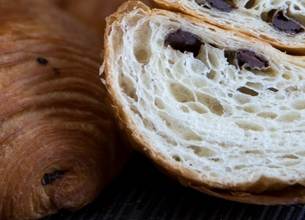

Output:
xmin=165 ymin=30 xmax=270 ymax=71
xmin=194 ymin=0 xmax=304 ymax=35
xmin=165 ymin=29 xmax=203 ymax=56
xmin=195 ymin=0 xmax=236 ymax=12
xmin=225 ymin=49 xmax=270 ymax=70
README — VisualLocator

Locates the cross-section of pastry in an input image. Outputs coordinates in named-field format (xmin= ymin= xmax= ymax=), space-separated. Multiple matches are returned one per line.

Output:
xmin=154 ymin=0 xmax=305 ymax=54
xmin=0 ymin=1 xmax=127 ymax=219
xmin=104 ymin=1 xmax=305 ymax=205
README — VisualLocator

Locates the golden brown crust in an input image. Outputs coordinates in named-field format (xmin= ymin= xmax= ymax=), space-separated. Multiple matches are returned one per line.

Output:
xmin=154 ymin=0 xmax=305 ymax=55
xmin=103 ymin=0 xmax=305 ymax=205
xmin=0 ymin=1 xmax=128 ymax=219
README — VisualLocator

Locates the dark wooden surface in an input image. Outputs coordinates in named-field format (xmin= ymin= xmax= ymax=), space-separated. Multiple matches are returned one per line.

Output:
xmin=44 ymin=154 xmax=305 ymax=220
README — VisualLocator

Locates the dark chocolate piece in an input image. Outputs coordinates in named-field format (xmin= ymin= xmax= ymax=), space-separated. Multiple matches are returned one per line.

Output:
xmin=236 ymin=49 xmax=270 ymax=70
xmin=268 ymin=87 xmax=279 ymax=92
xmin=42 ymin=170 xmax=65 ymax=186
xmin=165 ymin=29 xmax=202 ymax=56
xmin=36 ymin=57 xmax=48 ymax=65
xmin=237 ymin=87 xmax=259 ymax=96
xmin=272 ymin=10 xmax=304 ymax=34
xmin=261 ymin=9 xmax=277 ymax=23
xmin=196 ymin=0 xmax=236 ymax=12
xmin=244 ymin=0 xmax=256 ymax=9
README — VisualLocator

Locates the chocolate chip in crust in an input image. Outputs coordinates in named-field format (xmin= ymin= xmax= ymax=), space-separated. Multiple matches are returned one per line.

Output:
xmin=236 ymin=49 xmax=270 ymax=70
xmin=165 ymin=29 xmax=203 ymax=57
xmin=268 ymin=87 xmax=279 ymax=92
xmin=271 ymin=10 xmax=304 ymax=35
xmin=42 ymin=170 xmax=66 ymax=186
xmin=36 ymin=57 xmax=48 ymax=66
xmin=237 ymin=87 xmax=259 ymax=96
xmin=196 ymin=0 xmax=236 ymax=12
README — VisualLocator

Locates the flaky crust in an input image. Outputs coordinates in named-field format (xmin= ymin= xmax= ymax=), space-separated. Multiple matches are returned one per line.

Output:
xmin=103 ymin=0 xmax=305 ymax=205
xmin=0 ymin=1 xmax=128 ymax=219
xmin=154 ymin=0 xmax=305 ymax=55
